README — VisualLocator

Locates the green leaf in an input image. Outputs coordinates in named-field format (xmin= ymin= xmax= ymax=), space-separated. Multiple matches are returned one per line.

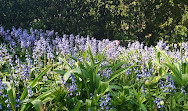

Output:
xmin=99 ymin=46 xmax=107 ymax=61
xmin=54 ymin=70 xmax=66 ymax=75
xmin=156 ymin=51 xmax=161 ymax=63
xmin=112 ymin=61 xmax=125 ymax=71
xmin=35 ymin=89 xmax=54 ymax=101
xmin=63 ymin=68 xmax=81 ymax=82
xmin=156 ymin=47 xmax=172 ymax=65
xmin=99 ymin=82 xmax=109 ymax=95
xmin=88 ymin=45 xmax=95 ymax=66
xmin=86 ymin=99 xmax=92 ymax=110
xmin=108 ymin=65 xmax=134 ymax=83
xmin=182 ymin=74 xmax=188 ymax=86
xmin=109 ymin=108 xmax=117 ymax=111
xmin=42 ymin=97 xmax=54 ymax=103
xmin=30 ymin=66 xmax=52 ymax=87
xmin=59 ymin=57 xmax=73 ymax=69
xmin=141 ymin=104 xmax=147 ymax=111
xmin=68 ymin=55 xmax=79 ymax=62
xmin=20 ymin=65 xmax=52 ymax=100
xmin=21 ymin=101 xmax=33 ymax=111
xmin=151 ymin=76 xmax=161 ymax=84
xmin=7 ymin=88 xmax=16 ymax=111
xmin=95 ymin=75 xmax=101 ymax=90
xmin=80 ymin=68 xmax=90 ymax=79
xmin=163 ymin=63 xmax=182 ymax=85
xmin=31 ymin=100 xmax=43 ymax=111
xmin=109 ymin=85 xmax=122 ymax=90
xmin=184 ymin=103 xmax=188 ymax=109
xmin=74 ymin=100 xmax=83 ymax=111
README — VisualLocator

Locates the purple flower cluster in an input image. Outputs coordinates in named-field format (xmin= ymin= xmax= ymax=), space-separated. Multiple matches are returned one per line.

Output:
xmin=154 ymin=97 xmax=164 ymax=109
xmin=28 ymin=86 xmax=33 ymax=97
xmin=68 ymin=74 xmax=78 ymax=95
xmin=136 ymin=66 xmax=154 ymax=80
xmin=99 ymin=93 xmax=113 ymax=111
xmin=159 ymin=76 xmax=176 ymax=93
xmin=0 ymin=103 xmax=2 ymax=109
xmin=61 ymin=73 xmax=78 ymax=96
xmin=102 ymin=68 xmax=113 ymax=79
xmin=181 ymin=86 xmax=187 ymax=95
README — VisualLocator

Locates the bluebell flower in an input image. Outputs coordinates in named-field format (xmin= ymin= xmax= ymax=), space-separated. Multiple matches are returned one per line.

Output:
xmin=181 ymin=86 xmax=187 ymax=95
xmin=0 ymin=79 xmax=3 ymax=90
xmin=15 ymin=94 xmax=22 ymax=104
xmin=105 ymin=93 xmax=111 ymax=103
xmin=154 ymin=97 xmax=164 ymax=109
xmin=99 ymin=93 xmax=112 ymax=110
xmin=0 ymin=103 xmax=2 ymax=109
xmin=0 ymin=26 xmax=4 ymax=33
xmin=141 ymin=85 xmax=147 ymax=93
xmin=99 ymin=97 xmax=107 ymax=110
xmin=61 ymin=76 xmax=66 ymax=87
xmin=20 ymin=64 xmax=30 ymax=81
xmin=15 ymin=104 xmax=19 ymax=108
xmin=66 ymin=74 xmax=78 ymax=96
xmin=159 ymin=76 xmax=176 ymax=93
xmin=7 ymin=103 xmax=11 ymax=110
xmin=28 ymin=86 xmax=33 ymax=97
xmin=70 ymin=73 xmax=76 ymax=83
xmin=3 ymin=94 xmax=8 ymax=98
xmin=5 ymin=99 xmax=9 ymax=103
xmin=90 ymin=93 xmax=94 ymax=99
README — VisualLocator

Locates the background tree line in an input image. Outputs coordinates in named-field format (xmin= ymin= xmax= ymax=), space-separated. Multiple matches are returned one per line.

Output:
xmin=0 ymin=0 xmax=187 ymax=45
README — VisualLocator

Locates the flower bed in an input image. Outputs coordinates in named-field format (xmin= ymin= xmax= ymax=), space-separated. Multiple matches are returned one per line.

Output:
xmin=0 ymin=26 xmax=187 ymax=111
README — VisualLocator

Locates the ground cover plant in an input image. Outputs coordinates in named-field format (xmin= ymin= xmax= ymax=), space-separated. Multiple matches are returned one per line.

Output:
xmin=0 ymin=26 xmax=187 ymax=111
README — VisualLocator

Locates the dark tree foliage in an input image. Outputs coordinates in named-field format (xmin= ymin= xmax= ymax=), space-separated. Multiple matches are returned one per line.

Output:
xmin=0 ymin=0 xmax=187 ymax=45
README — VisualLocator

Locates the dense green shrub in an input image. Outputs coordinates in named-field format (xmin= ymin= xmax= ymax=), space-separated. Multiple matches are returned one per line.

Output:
xmin=0 ymin=0 xmax=187 ymax=45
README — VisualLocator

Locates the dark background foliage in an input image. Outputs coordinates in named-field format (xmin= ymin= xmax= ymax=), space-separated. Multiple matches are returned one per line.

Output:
xmin=0 ymin=0 xmax=187 ymax=45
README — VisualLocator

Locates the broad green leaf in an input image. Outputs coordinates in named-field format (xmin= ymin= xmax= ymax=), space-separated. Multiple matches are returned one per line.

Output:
xmin=108 ymin=65 xmax=134 ymax=83
xmin=86 ymin=99 xmax=92 ymax=110
xmin=184 ymin=103 xmax=188 ymax=109
xmin=59 ymin=57 xmax=72 ymax=69
xmin=88 ymin=45 xmax=95 ymax=66
xmin=42 ymin=97 xmax=54 ymax=103
xmin=95 ymin=75 xmax=101 ymax=90
xmin=35 ymin=89 xmax=55 ymax=101
xmin=182 ymin=74 xmax=188 ymax=86
xmin=156 ymin=51 xmax=161 ymax=63
xmin=20 ymin=65 xmax=52 ymax=100
xmin=99 ymin=46 xmax=107 ymax=61
xmin=109 ymin=108 xmax=118 ymax=111
xmin=63 ymin=68 xmax=81 ymax=82
xmin=7 ymin=88 xmax=16 ymax=111
xmin=156 ymin=47 xmax=172 ymax=65
xmin=109 ymin=85 xmax=122 ymax=90
xmin=31 ymin=100 xmax=43 ymax=111
xmin=153 ymin=60 xmax=162 ymax=68
xmin=151 ymin=76 xmax=161 ymax=84
xmin=99 ymin=81 xmax=109 ymax=95
xmin=54 ymin=70 xmax=66 ymax=75
xmin=112 ymin=61 xmax=125 ymax=71
xmin=68 ymin=55 xmax=79 ymax=62
xmin=80 ymin=69 xmax=90 ymax=79
xmin=74 ymin=100 xmax=83 ymax=111
xmin=141 ymin=104 xmax=147 ymax=111
xmin=163 ymin=63 xmax=182 ymax=85
xmin=30 ymin=66 xmax=52 ymax=87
